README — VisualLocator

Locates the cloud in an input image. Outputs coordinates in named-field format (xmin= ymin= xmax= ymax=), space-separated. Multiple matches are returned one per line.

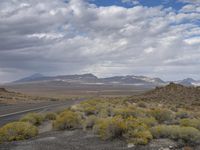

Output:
xmin=0 ymin=0 xmax=200 ymax=82
xmin=180 ymin=4 xmax=200 ymax=13
xmin=178 ymin=0 xmax=200 ymax=4
xmin=121 ymin=0 xmax=140 ymax=5
xmin=185 ymin=37 xmax=200 ymax=45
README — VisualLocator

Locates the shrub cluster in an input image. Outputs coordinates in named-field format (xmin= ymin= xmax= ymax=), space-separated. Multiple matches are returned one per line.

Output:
xmin=138 ymin=117 xmax=157 ymax=127
xmin=76 ymin=100 xmax=98 ymax=116
xmin=150 ymin=125 xmax=200 ymax=145
xmin=149 ymin=109 xmax=174 ymax=123
xmin=45 ymin=112 xmax=57 ymax=120
xmin=92 ymin=115 xmax=153 ymax=145
xmin=53 ymin=110 xmax=81 ymax=130
xmin=113 ymin=107 xmax=145 ymax=119
xmin=20 ymin=113 xmax=44 ymax=126
xmin=123 ymin=117 xmax=152 ymax=145
xmin=74 ymin=99 xmax=200 ymax=146
xmin=93 ymin=115 xmax=125 ymax=140
xmin=179 ymin=119 xmax=200 ymax=130
xmin=0 ymin=122 xmax=38 ymax=143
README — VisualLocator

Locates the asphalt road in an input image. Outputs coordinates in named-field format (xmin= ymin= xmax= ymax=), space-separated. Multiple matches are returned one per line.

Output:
xmin=0 ymin=99 xmax=82 ymax=127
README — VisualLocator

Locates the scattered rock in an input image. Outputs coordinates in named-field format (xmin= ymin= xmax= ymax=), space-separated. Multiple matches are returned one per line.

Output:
xmin=127 ymin=143 xmax=135 ymax=148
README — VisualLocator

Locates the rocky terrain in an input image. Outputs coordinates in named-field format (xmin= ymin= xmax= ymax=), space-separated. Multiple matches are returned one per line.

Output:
xmin=129 ymin=82 xmax=200 ymax=109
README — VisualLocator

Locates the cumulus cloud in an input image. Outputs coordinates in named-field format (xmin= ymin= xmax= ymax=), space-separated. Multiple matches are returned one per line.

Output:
xmin=0 ymin=0 xmax=200 ymax=82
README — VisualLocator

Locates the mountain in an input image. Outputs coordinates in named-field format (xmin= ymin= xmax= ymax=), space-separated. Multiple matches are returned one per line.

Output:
xmin=8 ymin=74 xmax=200 ymax=98
xmin=12 ymin=73 xmax=165 ymax=87
xmin=100 ymin=75 xmax=165 ymax=86
xmin=130 ymin=82 xmax=200 ymax=106
xmin=52 ymin=73 xmax=98 ymax=82
xmin=12 ymin=73 xmax=200 ymax=88
xmin=177 ymin=78 xmax=200 ymax=86
xmin=14 ymin=73 xmax=44 ymax=83
xmin=13 ymin=73 xmax=98 ymax=83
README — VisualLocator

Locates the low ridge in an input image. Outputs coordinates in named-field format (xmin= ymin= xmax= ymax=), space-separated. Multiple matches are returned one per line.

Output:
xmin=130 ymin=82 xmax=200 ymax=107
xmin=0 ymin=88 xmax=8 ymax=93
xmin=0 ymin=88 xmax=55 ymax=104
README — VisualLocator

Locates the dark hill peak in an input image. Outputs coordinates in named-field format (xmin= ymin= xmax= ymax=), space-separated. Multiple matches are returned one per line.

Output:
xmin=182 ymin=78 xmax=196 ymax=82
xmin=178 ymin=78 xmax=198 ymax=86
xmin=161 ymin=82 xmax=184 ymax=89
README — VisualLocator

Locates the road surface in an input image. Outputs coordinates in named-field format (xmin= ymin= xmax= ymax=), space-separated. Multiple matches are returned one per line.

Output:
xmin=0 ymin=99 xmax=82 ymax=127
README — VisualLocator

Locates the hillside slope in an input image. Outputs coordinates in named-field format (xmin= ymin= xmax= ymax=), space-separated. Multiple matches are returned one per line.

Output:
xmin=130 ymin=82 xmax=200 ymax=107
xmin=0 ymin=87 xmax=54 ymax=104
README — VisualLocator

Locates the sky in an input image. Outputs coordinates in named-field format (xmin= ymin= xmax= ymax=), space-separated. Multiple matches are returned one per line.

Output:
xmin=0 ymin=0 xmax=200 ymax=82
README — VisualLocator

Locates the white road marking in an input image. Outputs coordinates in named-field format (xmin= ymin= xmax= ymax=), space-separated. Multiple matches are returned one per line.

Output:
xmin=0 ymin=103 xmax=64 ymax=118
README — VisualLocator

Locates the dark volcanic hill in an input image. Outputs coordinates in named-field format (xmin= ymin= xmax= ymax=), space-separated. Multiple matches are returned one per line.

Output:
xmin=130 ymin=82 xmax=200 ymax=107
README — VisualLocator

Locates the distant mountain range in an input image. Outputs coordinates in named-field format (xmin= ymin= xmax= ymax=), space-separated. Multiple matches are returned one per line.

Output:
xmin=11 ymin=73 xmax=200 ymax=87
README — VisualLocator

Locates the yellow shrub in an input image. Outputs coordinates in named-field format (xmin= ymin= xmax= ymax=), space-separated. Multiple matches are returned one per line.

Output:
xmin=123 ymin=117 xmax=152 ymax=145
xmin=179 ymin=119 xmax=200 ymax=130
xmin=83 ymin=105 xmax=97 ymax=116
xmin=150 ymin=125 xmax=200 ymax=145
xmin=77 ymin=101 xmax=97 ymax=116
xmin=149 ymin=109 xmax=174 ymax=123
xmin=113 ymin=107 xmax=145 ymax=119
xmin=78 ymin=99 xmax=115 ymax=116
xmin=20 ymin=113 xmax=44 ymax=126
xmin=0 ymin=122 xmax=38 ymax=143
xmin=93 ymin=115 xmax=125 ymax=140
xmin=138 ymin=117 xmax=158 ymax=127
xmin=45 ymin=112 xmax=57 ymax=120
xmin=129 ymin=130 xmax=152 ymax=145
xmin=53 ymin=110 xmax=81 ymax=130
xmin=97 ymin=108 xmax=110 ymax=118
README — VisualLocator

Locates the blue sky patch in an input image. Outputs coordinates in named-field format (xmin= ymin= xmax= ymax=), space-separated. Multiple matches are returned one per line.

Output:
xmin=89 ymin=0 xmax=185 ymax=10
